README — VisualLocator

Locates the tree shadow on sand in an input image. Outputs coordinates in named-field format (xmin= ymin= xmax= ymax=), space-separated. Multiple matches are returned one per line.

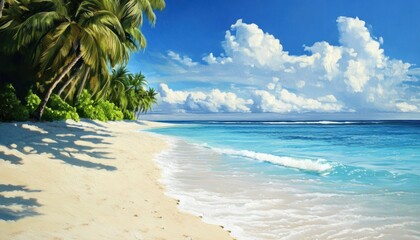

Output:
xmin=0 ymin=150 xmax=23 ymax=164
xmin=0 ymin=121 xmax=117 ymax=171
xmin=0 ymin=184 xmax=42 ymax=221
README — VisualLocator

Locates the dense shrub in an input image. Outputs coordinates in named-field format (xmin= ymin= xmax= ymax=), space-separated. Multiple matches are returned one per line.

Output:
xmin=43 ymin=94 xmax=79 ymax=121
xmin=123 ymin=109 xmax=135 ymax=120
xmin=0 ymin=85 xmax=134 ymax=122
xmin=76 ymin=90 xmax=130 ymax=121
xmin=0 ymin=84 xmax=29 ymax=121
xmin=97 ymin=100 xmax=124 ymax=121
xmin=76 ymin=90 xmax=107 ymax=121
xmin=12 ymin=105 xmax=29 ymax=121
xmin=43 ymin=107 xmax=79 ymax=121
xmin=26 ymin=90 xmax=41 ymax=113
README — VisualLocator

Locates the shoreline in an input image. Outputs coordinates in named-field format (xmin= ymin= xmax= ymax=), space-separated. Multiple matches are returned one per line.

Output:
xmin=147 ymin=121 xmax=420 ymax=240
xmin=0 ymin=120 xmax=232 ymax=240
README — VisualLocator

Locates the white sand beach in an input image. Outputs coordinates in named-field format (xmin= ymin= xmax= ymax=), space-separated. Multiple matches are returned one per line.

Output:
xmin=0 ymin=120 xmax=232 ymax=240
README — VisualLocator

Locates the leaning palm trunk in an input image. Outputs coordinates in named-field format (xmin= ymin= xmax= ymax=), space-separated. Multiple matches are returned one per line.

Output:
xmin=74 ymin=66 xmax=90 ymax=104
xmin=58 ymin=64 xmax=83 ymax=96
xmin=57 ymin=74 xmax=77 ymax=97
xmin=64 ymin=80 xmax=77 ymax=101
xmin=0 ymin=0 xmax=4 ymax=18
xmin=34 ymin=52 xmax=83 ymax=120
xmin=135 ymin=108 xmax=141 ymax=119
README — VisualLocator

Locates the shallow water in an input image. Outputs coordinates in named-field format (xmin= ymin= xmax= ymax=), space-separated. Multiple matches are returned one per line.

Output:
xmin=149 ymin=121 xmax=420 ymax=239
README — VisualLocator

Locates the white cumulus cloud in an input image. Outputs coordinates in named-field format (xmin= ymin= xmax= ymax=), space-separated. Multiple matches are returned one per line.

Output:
xmin=149 ymin=17 xmax=419 ymax=114
xmin=250 ymin=89 xmax=343 ymax=113
xmin=396 ymin=102 xmax=419 ymax=112
xmin=157 ymin=84 xmax=252 ymax=113
xmin=202 ymin=53 xmax=232 ymax=64
xmin=167 ymin=50 xmax=198 ymax=67
xmin=157 ymin=83 xmax=344 ymax=114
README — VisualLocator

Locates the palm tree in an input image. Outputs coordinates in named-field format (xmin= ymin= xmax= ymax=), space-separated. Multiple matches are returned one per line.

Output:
xmin=29 ymin=0 xmax=128 ymax=120
xmin=34 ymin=0 xmax=166 ymax=120
xmin=124 ymin=73 xmax=146 ymax=112
xmin=144 ymin=88 xmax=158 ymax=112
xmin=104 ymin=66 xmax=129 ymax=109
xmin=57 ymin=64 xmax=84 ymax=96
xmin=126 ymin=73 xmax=147 ymax=91
xmin=74 ymin=66 xmax=91 ymax=103
xmin=1 ymin=0 xmax=122 ymax=119
xmin=135 ymin=87 xmax=157 ymax=118
xmin=1 ymin=0 xmax=165 ymax=120
xmin=0 ymin=0 xmax=37 ymax=54
xmin=98 ymin=65 xmax=157 ymax=117
xmin=64 ymin=0 xmax=165 ymax=104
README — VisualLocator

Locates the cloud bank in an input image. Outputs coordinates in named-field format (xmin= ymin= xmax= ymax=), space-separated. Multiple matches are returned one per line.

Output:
xmin=152 ymin=17 xmax=419 ymax=114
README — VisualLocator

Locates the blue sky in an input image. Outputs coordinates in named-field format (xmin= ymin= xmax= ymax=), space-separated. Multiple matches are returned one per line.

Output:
xmin=128 ymin=0 xmax=420 ymax=119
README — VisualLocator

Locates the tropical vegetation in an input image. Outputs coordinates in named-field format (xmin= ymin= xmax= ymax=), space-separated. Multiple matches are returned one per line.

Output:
xmin=0 ymin=0 xmax=164 ymax=122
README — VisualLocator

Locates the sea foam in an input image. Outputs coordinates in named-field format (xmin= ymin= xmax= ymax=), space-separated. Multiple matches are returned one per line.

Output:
xmin=149 ymin=121 xmax=420 ymax=240
xmin=211 ymin=147 xmax=333 ymax=173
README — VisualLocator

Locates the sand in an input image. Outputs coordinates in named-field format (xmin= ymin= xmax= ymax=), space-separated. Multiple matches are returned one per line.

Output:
xmin=0 ymin=120 xmax=233 ymax=240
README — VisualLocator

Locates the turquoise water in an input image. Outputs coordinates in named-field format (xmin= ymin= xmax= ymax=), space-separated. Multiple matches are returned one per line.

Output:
xmin=148 ymin=121 xmax=420 ymax=239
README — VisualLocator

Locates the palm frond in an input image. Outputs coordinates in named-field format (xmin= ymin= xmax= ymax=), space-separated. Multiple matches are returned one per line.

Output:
xmin=15 ymin=11 xmax=64 ymax=49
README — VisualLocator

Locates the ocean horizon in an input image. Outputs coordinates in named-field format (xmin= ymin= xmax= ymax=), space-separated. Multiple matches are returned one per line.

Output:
xmin=2 ymin=0 xmax=419 ymax=239
xmin=148 ymin=120 xmax=420 ymax=240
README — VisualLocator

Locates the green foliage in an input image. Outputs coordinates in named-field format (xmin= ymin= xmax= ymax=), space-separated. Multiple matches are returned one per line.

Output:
xmin=0 ymin=85 xmax=79 ymax=122
xmin=43 ymin=107 xmax=79 ymax=122
xmin=48 ymin=94 xmax=76 ymax=113
xmin=0 ymin=0 xmax=165 ymax=122
xmin=76 ymin=90 xmax=107 ymax=121
xmin=97 ymin=100 xmax=124 ymax=121
xmin=76 ymin=89 xmax=128 ymax=121
xmin=43 ymin=94 xmax=79 ymax=121
xmin=100 ymin=66 xmax=158 ymax=116
xmin=123 ymin=109 xmax=135 ymax=120
xmin=26 ymin=90 xmax=41 ymax=113
xmin=13 ymin=105 xmax=30 ymax=122
xmin=0 ymin=83 xmax=29 ymax=121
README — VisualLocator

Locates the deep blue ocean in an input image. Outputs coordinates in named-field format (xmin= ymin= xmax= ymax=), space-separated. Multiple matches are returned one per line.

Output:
xmin=148 ymin=121 xmax=420 ymax=240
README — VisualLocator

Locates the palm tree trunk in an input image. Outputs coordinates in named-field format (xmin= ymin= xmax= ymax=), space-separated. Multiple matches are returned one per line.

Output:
xmin=34 ymin=52 xmax=83 ymax=120
xmin=58 ymin=64 xmax=83 ymax=96
xmin=64 ymin=81 xmax=75 ymax=101
xmin=135 ymin=110 xmax=140 ymax=120
xmin=0 ymin=0 xmax=4 ymax=18
xmin=74 ymin=66 xmax=90 ymax=104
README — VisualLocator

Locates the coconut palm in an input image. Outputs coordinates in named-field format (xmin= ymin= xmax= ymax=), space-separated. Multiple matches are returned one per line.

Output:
xmin=99 ymin=65 xmax=129 ymax=110
xmin=1 ymin=0 xmax=164 ymax=120
xmin=34 ymin=1 xmax=129 ymax=119
xmin=34 ymin=0 xmax=166 ymax=120
xmin=57 ymin=64 xmax=84 ymax=96
xmin=60 ymin=0 xmax=164 ymax=104
xmin=98 ymin=65 xmax=157 ymax=117
xmin=0 ymin=0 xmax=48 ymax=55
xmin=143 ymin=87 xmax=158 ymax=112
xmin=134 ymin=87 xmax=157 ymax=118
xmin=0 ymin=0 xmax=124 ymax=119
xmin=125 ymin=72 xmax=148 ymax=111
xmin=72 ymin=66 xmax=90 ymax=102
